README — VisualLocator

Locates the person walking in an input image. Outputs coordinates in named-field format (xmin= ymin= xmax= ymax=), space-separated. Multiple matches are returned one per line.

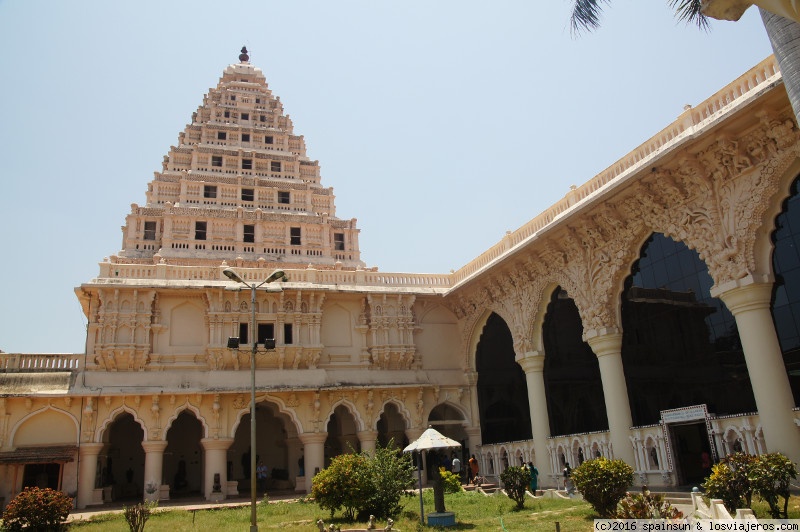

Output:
xmin=468 ymin=454 xmax=479 ymax=485
xmin=528 ymin=462 xmax=539 ymax=493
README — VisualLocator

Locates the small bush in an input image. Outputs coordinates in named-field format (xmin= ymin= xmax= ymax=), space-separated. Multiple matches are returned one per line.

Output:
xmin=500 ymin=466 xmax=530 ymax=510
xmin=439 ymin=467 xmax=462 ymax=494
xmin=570 ymin=457 xmax=633 ymax=517
xmin=123 ymin=501 xmax=157 ymax=532
xmin=311 ymin=441 xmax=415 ymax=522
xmin=748 ymin=452 xmax=797 ymax=518
xmin=616 ymin=487 xmax=684 ymax=519
xmin=1 ymin=487 xmax=73 ymax=532
xmin=311 ymin=452 xmax=370 ymax=520
xmin=703 ymin=452 xmax=756 ymax=513
xmin=361 ymin=442 xmax=416 ymax=520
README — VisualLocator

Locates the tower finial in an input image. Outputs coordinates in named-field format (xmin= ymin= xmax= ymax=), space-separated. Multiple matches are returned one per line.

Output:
xmin=239 ymin=46 xmax=249 ymax=63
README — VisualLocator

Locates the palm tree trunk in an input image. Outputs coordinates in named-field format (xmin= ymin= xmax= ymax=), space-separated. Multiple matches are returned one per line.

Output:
xmin=761 ymin=8 xmax=800 ymax=123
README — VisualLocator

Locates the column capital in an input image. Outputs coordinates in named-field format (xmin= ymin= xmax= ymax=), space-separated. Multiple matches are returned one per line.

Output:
xmin=515 ymin=351 xmax=544 ymax=373
xmin=141 ymin=440 xmax=169 ymax=453
xmin=299 ymin=431 xmax=328 ymax=445
xmin=200 ymin=437 xmax=234 ymax=451
xmin=713 ymin=281 xmax=773 ymax=314
xmin=78 ymin=442 xmax=105 ymax=457
xmin=357 ymin=430 xmax=378 ymax=442
xmin=586 ymin=332 xmax=623 ymax=358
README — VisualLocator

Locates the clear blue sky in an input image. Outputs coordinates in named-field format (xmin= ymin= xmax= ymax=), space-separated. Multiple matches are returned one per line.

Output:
xmin=0 ymin=1 xmax=774 ymax=353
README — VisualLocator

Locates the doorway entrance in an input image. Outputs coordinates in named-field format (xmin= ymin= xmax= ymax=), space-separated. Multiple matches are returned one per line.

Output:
xmin=668 ymin=422 xmax=712 ymax=486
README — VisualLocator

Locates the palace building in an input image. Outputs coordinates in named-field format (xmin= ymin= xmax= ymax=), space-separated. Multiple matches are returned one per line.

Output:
xmin=2 ymin=48 xmax=800 ymax=509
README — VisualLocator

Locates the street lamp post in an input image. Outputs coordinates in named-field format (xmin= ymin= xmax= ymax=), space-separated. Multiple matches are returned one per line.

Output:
xmin=223 ymin=267 xmax=286 ymax=532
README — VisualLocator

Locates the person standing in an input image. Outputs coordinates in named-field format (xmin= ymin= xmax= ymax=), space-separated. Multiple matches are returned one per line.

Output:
xmin=528 ymin=462 xmax=539 ymax=493
xmin=256 ymin=461 xmax=268 ymax=493
xmin=451 ymin=453 xmax=461 ymax=483
xmin=468 ymin=454 xmax=479 ymax=485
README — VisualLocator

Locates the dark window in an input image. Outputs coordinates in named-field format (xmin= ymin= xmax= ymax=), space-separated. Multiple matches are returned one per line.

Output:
xmin=543 ymin=288 xmax=608 ymax=436
xmin=621 ymin=233 xmax=755 ymax=426
xmin=242 ymin=159 xmax=252 ymax=170
xmin=771 ymin=174 xmax=800 ymax=405
xmin=230 ymin=95 xmax=236 ymax=101
xmin=241 ymin=112 xmax=249 ymax=120
xmin=203 ymin=185 xmax=217 ymax=198
xmin=260 ymin=115 xmax=267 ymax=123
xmin=242 ymin=133 xmax=250 ymax=142
xmin=241 ymin=188 xmax=254 ymax=202
xmin=257 ymin=323 xmax=275 ymax=344
xmin=278 ymin=191 xmax=290 ymax=204
xmin=212 ymin=155 xmax=223 ymax=167
xmin=244 ymin=224 xmax=255 ymax=243
xmin=284 ymin=323 xmax=293 ymax=345
xmin=265 ymin=135 xmax=274 ymax=144
xmin=290 ymin=227 xmax=301 ymax=246
xmin=224 ymin=111 xmax=230 ymax=118
xmin=195 ymin=221 xmax=207 ymax=240
xmin=255 ymin=98 xmax=261 ymax=104
xmin=217 ymin=131 xmax=226 ymax=140
xmin=333 ymin=233 xmax=344 ymax=251
xmin=144 ymin=221 xmax=156 ymax=241
xmin=271 ymin=161 xmax=281 ymax=172
xmin=239 ymin=323 xmax=249 ymax=345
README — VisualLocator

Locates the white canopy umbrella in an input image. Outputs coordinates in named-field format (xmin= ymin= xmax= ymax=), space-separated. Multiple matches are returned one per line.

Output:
xmin=403 ymin=427 xmax=462 ymax=453
xmin=403 ymin=427 xmax=461 ymax=525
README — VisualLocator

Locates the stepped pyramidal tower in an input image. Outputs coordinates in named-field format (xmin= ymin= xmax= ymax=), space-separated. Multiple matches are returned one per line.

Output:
xmin=118 ymin=47 xmax=364 ymax=270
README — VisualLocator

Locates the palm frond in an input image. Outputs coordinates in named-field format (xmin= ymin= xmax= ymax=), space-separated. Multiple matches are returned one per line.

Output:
xmin=668 ymin=0 xmax=711 ymax=31
xmin=569 ymin=0 xmax=612 ymax=36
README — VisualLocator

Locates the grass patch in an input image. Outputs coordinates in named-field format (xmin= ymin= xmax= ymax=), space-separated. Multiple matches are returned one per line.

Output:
xmin=68 ymin=491 xmax=593 ymax=531
xmin=71 ymin=493 xmax=800 ymax=531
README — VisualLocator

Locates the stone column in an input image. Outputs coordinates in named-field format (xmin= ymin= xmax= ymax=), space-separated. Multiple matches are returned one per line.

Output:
xmin=357 ymin=430 xmax=378 ymax=455
xmin=516 ymin=351 xmax=553 ymax=487
xmin=714 ymin=282 xmax=800 ymax=465
xmin=299 ymin=432 xmax=328 ymax=494
xmin=586 ymin=331 xmax=636 ymax=467
xmin=141 ymin=440 xmax=168 ymax=502
xmin=77 ymin=443 xmax=104 ymax=509
xmin=201 ymin=437 xmax=234 ymax=500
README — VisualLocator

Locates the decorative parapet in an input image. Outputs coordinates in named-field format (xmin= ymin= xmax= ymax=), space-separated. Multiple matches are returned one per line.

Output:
xmin=0 ymin=353 xmax=82 ymax=372
xmin=450 ymin=56 xmax=781 ymax=290
xmin=94 ymin=261 xmax=452 ymax=290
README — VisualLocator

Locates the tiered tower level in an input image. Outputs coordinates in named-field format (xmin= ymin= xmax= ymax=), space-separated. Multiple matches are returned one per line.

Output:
xmin=119 ymin=48 xmax=364 ymax=269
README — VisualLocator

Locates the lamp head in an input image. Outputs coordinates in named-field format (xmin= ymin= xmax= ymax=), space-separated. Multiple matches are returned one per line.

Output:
xmin=223 ymin=268 xmax=245 ymax=284
xmin=265 ymin=269 xmax=287 ymax=283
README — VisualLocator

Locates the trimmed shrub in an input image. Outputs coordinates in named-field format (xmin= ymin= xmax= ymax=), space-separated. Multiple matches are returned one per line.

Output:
xmin=311 ymin=441 xmax=416 ymax=521
xmin=1 ymin=487 xmax=73 ymax=532
xmin=749 ymin=452 xmax=797 ymax=518
xmin=439 ymin=467 xmax=462 ymax=494
xmin=500 ymin=465 xmax=531 ymax=510
xmin=703 ymin=452 xmax=756 ymax=513
xmin=616 ymin=487 xmax=684 ymax=519
xmin=311 ymin=452 xmax=370 ymax=520
xmin=570 ymin=457 xmax=634 ymax=517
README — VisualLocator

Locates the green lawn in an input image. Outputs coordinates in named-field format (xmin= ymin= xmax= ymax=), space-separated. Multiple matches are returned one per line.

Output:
xmin=68 ymin=491 xmax=595 ymax=531
xmin=64 ymin=492 xmax=800 ymax=531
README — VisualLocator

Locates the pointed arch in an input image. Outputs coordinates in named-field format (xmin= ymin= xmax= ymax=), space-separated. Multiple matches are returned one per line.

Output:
xmin=97 ymin=405 xmax=149 ymax=442
xmin=323 ymin=399 xmax=365 ymax=432
xmin=230 ymin=395 xmax=303 ymax=437
xmin=373 ymin=399 xmax=412 ymax=431
xmin=162 ymin=402 xmax=208 ymax=439
xmin=10 ymin=406 xmax=80 ymax=447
